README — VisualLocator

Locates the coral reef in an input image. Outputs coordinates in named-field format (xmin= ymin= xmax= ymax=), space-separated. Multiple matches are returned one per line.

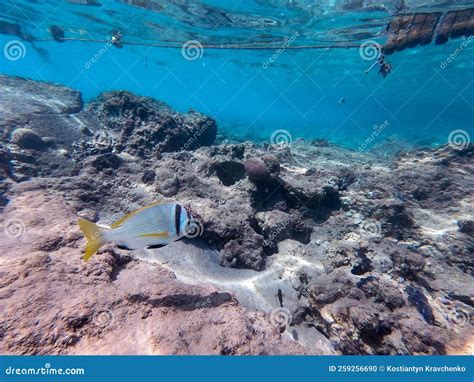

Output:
xmin=0 ymin=75 xmax=472 ymax=355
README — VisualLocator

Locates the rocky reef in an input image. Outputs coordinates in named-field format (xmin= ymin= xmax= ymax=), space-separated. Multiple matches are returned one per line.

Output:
xmin=0 ymin=75 xmax=472 ymax=355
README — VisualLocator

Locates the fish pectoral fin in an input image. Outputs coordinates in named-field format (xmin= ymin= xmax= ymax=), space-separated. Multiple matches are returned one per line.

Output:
xmin=139 ymin=232 xmax=169 ymax=238
xmin=110 ymin=201 xmax=164 ymax=229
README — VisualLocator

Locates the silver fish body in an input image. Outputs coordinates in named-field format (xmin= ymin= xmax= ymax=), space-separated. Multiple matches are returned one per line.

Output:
xmin=78 ymin=202 xmax=192 ymax=261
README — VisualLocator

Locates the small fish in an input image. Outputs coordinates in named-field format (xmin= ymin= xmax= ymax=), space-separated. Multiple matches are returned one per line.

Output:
xmin=110 ymin=30 xmax=123 ymax=48
xmin=49 ymin=25 xmax=65 ymax=43
xmin=277 ymin=288 xmax=284 ymax=307
xmin=78 ymin=202 xmax=198 ymax=261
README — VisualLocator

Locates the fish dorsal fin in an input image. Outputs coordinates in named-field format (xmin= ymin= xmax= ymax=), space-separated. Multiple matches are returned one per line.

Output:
xmin=110 ymin=201 xmax=164 ymax=229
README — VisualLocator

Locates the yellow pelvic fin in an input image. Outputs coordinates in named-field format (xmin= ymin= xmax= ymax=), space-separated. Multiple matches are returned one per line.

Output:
xmin=110 ymin=201 xmax=164 ymax=229
xmin=139 ymin=232 xmax=169 ymax=238
xmin=78 ymin=218 xmax=106 ymax=261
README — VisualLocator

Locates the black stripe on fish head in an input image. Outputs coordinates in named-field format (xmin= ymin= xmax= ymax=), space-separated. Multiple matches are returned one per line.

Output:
xmin=174 ymin=203 xmax=182 ymax=236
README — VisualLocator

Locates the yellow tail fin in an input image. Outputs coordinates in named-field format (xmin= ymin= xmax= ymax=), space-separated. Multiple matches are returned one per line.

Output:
xmin=78 ymin=218 xmax=106 ymax=261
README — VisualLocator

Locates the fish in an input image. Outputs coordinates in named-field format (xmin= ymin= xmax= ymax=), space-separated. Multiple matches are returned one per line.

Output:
xmin=78 ymin=201 xmax=199 ymax=261
xmin=49 ymin=25 xmax=65 ymax=42
xmin=277 ymin=288 xmax=283 ymax=307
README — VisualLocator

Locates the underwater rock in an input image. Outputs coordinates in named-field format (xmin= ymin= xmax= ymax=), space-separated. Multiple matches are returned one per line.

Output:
xmin=208 ymin=159 xmax=246 ymax=186
xmin=256 ymin=210 xmax=293 ymax=247
xmin=0 ymin=75 xmax=83 ymax=116
xmin=279 ymin=170 xmax=342 ymax=218
xmin=141 ymin=169 xmax=156 ymax=185
xmin=405 ymin=285 xmax=435 ymax=325
xmin=82 ymin=91 xmax=217 ymax=156
xmin=0 ymin=144 xmax=14 ymax=180
xmin=0 ymin=76 xmax=86 ymax=179
xmin=155 ymin=171 xmax=180 ymax=197
xmin=256 ymin=210 xmax=311 ymax=250
xmin=11 ymin=128 xmax=47 ymax=150
xmin=245 ymin=157 xmax=274 ymax=186
xmin=391 ymin=251 xmax=426 ymax=280
xmin=356 ymin=277 xmax=405 ymax=310
xmin=458 ymin=219 xmax=474 ymax=236
xmin=309 ymin=270 xmax=361 ymax=308
xmin=307 ymin=269 xmax=454 ymax=355
xmin=89 ymin=153 xmax=122 ymax=170
xmin=221 ymin=227 xmax=264 ymax=269
xmin=350 ymin=250 xmax=372 ymax=276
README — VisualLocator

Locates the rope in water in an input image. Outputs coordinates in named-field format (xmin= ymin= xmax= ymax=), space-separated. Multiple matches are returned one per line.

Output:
xmin=36 ymin=37 xmax=366 ymax=50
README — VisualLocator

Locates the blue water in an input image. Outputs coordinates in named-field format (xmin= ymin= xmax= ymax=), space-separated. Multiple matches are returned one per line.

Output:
xmin=1 ymin=0 xmax=473 ymax=150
